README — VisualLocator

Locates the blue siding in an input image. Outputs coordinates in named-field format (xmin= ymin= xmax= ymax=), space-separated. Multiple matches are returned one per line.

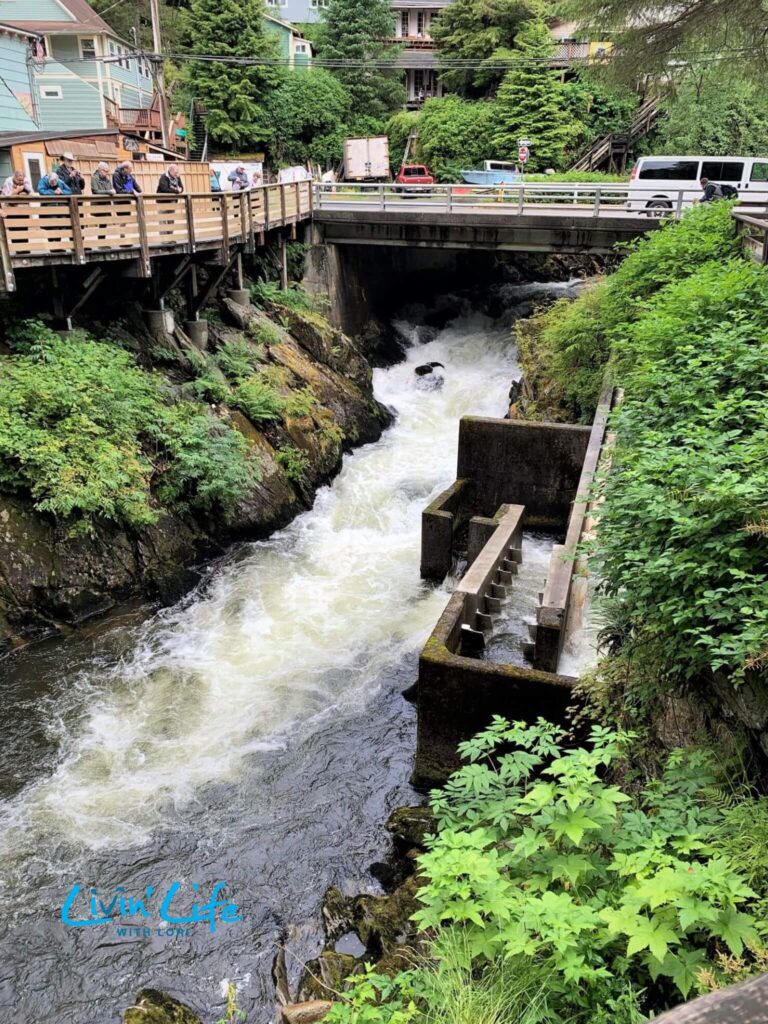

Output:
xmin=266 ymin=0 xmax=323 ymax=23
xmin=49 ymin=35 xmax=100 ymax=81
xmin=2 ymin=0 xmax=74 ymax=20
xmin=34 ymin=63 xmax=104 ymax=130
xmin=0 ymin=33 xmax=37 ymax=130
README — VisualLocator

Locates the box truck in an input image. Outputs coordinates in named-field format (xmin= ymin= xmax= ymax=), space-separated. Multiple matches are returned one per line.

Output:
xmin=343 ymin=136 xmax=390 ymax=181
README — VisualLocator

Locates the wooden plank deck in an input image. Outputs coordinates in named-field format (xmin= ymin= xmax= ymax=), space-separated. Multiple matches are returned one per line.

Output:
xmin=0 ymin=182 xmax=313 ymax=291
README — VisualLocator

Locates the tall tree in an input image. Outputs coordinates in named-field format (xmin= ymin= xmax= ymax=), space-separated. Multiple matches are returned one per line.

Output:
xmin=560 ymin=0 xmax=768 ymax=85
xmin=431 ymin=0 xmax=538 ymax=97
xmin=658 ymin=71 xmax=768 ymax=156
xmin=315 ymin=0 xmax=404 ymax=129
xmin=265 ymin=69 xmax=352 ymax=166
xmin=492 ymin=20 xmax=582 ymax=169
xmin=90 ymin=0 xmax=191 ymax=51
xmin=186 ymin=0 xmax=284 ymax=149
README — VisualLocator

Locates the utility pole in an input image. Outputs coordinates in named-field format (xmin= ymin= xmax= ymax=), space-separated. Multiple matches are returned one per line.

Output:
xmin=149 ymin=0 xmax=170 ymax=149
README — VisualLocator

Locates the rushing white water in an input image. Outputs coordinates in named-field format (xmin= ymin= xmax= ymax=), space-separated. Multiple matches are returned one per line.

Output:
xmin=0 ymin=312 xmax=519 ymax=856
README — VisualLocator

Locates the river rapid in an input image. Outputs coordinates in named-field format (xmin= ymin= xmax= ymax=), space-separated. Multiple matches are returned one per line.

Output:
xmin=0 ymin=287 xmax=577 ymax=1024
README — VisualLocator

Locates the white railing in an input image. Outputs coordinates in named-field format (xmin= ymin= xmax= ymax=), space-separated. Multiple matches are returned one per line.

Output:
xmin=314 ymin=181 xmax=707 ymax=218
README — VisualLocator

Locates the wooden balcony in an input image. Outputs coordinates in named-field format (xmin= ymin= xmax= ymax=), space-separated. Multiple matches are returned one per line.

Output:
xmin=385 ymin=36 xmax=436 ymax=48
xmin=104 ymin=95 xmax=163 ymax=137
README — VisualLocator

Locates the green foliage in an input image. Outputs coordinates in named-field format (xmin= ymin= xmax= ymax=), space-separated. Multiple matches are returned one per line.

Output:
xmin=386 ymin=111 xmax=422 ymax=169
xmin=417 ymin=719 xmax=765 ymax=1014
xmin=283 ymin=385 xmax=317 ymax=419
xmin=251 ymin=280 xmax=320 ymax=313
xmin=492 ymin=21 xmax=583 ymax=170
xmin=186 ymin=0 xmax=284 ymax=148
xmin=265 ymin=69 xmax=352 ymax=166
xmin=418 ymin=98 xmax=496 ymax=181
xmin=431 ymin=0 xmax=537 ymax=97
xmin=215 ymin=982 xmax=246 ymax=1024
xmin=594 ymin=257 xmax=768 ymax=689
xmin=214 ymin=338 xmax=265 ymax=382
xmin=515 ymin=201 xmax=741 ymax=421
xmin=563 ymin=73 xmax=640 ymax=153
xmin=251 ymin=320 xmax=283 ymax=348
xmin=233 ymin=374 xmax=285 ymax=423
xmin=275 ymin=445 xmax=311 ymax=483
xmin=316 ymin=0 xmax=404 ymax=126
xmin=0 ymin=321 xmax=257 ymax=529
xmin=658 ymin=71 xmax=768 ymax=156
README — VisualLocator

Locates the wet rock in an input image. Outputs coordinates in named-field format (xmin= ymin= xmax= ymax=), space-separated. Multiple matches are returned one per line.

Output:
xmin=282 ymin=1001 xmax=333 ymax=1024
xmin=385 ymin=806 xmax=435 ymax=850
xmin=322 ymin=885 xmax=353 ymax=943
xmin=349 ymin=875 xmax=422 ymax=956
xmin=299 ymin=951 xmax=359 ymax=1002
xmin=123 ymin=989 xmax=201 ymax=1024
xmin=335 ymin=931 xmax=367 ymax=957
xmin=414 ymin=362 xmax=444 ymax=376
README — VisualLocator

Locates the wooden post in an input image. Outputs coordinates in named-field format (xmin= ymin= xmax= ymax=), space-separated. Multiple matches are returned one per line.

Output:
xmin=280 ymin=184 xmax=287 ymax=225
xmin=242 ymin=190 xmax=254 ymax=253
xmin=264 ymin=185 xmax=271 ymax=232
xmin=308 ymin=179 xmax=314 ymax=216
xmin=185 ymin=193 xmax=196 ymax=252
xmin=279 ymin=235 xmax=288 ymax=290
xmin=234 ymin=251 xmax=244 ymax=290
xmin=294 ymin=180 xmax=300 ymax=223
xmin=135 ymin=194 xmax=151 ymax=277
xmin=592 ymin=187 xmax=601 ymax=218
xmin=220 ymin=194 xmax=230 ymax=262
xmin=69 ymin=196 xmax=85 ymax=264
xmin=0 ymin=213 xmax=16 ymax=292
xmin=762 ymin=225 xmax=768 ymax=265
xmin=186 ymin=263 xmax=199 ymax=319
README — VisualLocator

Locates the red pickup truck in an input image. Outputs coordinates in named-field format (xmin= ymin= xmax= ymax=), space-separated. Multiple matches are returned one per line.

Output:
xmin=394 ymin=164 xmax=434 ymax=193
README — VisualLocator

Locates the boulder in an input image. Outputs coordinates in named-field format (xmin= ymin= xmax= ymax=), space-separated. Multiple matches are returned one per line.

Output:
xmin=124 ymin=989 xmax=201 ymax=1024
xmin=385 ymin=806 xmax=435 ymax=850
xmin=281 ymin=1000 xmax=333 ymax=1024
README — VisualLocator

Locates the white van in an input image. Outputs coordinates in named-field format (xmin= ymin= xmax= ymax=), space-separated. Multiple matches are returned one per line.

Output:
xmin=626 ymin=155 xmax=768 ymax=213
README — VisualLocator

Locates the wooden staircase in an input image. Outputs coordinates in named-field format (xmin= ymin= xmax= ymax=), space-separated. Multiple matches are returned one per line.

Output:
xmin=570 ymin=97 xmax=660 ymax=174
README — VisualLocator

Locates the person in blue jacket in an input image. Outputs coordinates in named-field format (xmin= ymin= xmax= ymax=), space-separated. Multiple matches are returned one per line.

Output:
xmin=37 ymin=172 xmax=71 ymax=195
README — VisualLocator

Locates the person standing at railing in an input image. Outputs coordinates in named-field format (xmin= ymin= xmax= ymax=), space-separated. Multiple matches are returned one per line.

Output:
xmin=210 ymin=169 xmax=222 ymax=192
xmin=2 ymin=171 xmax=32 ymax=197
xmin=57 ymin=153 xmax=85 ymax=195
xmin=91 ymin=163 xmax=116 ymax=196
xmin=227 ymin=165 xmax=249 ymax=191
xmin=157 ymin=164 xmax=184 ymax=237
xmin=37 ymin=172 xmax=71 ymax=196
xmin=113 ymin=161 xmax=142 ymax=195
xmin=157 ymin=164 xmax=184 ymax=194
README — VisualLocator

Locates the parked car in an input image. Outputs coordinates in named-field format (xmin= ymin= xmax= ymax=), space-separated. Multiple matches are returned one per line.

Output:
xmin=394 ymin=164 xmax=434 ymax=194
xmin=626 ymin=154 xmax=768 ymax=214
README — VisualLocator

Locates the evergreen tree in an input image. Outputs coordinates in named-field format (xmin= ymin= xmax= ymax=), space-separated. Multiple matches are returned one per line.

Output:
xmin=186 ymin=0 xmax=284 ymax=149
xmin=316 ymin=0 xmax=404 ymax=129
xmin=265 ymin=69 xmax=352 ymax=165
xmin=491 ymin=20 xmax=582 ymax=170
xmin=431 ymin=0 xmax=538 ymax=97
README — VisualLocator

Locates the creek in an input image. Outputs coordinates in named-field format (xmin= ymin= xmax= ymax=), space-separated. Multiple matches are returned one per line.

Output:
xmin=0 ymin=286 xmax=579 ymax=1024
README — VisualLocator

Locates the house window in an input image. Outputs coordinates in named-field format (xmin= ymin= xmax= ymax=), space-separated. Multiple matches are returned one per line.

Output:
xmin=417 ymin=11 xmax=428 ymax=35
xmin=40 ymin=85 xmax=63 ymax=99
xmin=80 ymin=37 xmax=96 ymax=59
xmin=295 ymin=43 xmax=308 ymax=52
xmin=400 ymin=11 xmax=409 ymax=35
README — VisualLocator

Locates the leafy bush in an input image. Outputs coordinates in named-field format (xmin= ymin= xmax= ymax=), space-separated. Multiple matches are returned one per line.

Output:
xmin=515 ymin=201 xmax=741 ymax=420
xmin=251 ymin=279 xmax=318 ymax=312
xmin=594 ymin=257 xmax=768 ymax=688
xmin=214 ymin=337 xmax=265 ymax=382
xmin=417 ymin=720 xmax=764 ymax=1014
xmin=251 ymin=320 xmax=283 ymax=348
xmin=275 ymin=445 xmax=311 ymax=483
xmin=233 ymin=375 xmax=285 ymax=423
xmin=283 ymin=385 xmax=317 ymax=419
xmin=0 ymin=321 xmax=258 ymax=528
xmin=417 ymin=97 xmax=496 ymax=181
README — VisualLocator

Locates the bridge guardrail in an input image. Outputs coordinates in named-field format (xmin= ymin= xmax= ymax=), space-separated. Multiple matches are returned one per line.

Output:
xmin=314 ymin=181 xmax=694 ymax=218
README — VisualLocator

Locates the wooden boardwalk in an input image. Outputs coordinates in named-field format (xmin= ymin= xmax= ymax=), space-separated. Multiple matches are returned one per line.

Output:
xmin=0 ymin=183 xmax=313 ymax=292
xmin=734 ymin=209 xmax=768 ymax=263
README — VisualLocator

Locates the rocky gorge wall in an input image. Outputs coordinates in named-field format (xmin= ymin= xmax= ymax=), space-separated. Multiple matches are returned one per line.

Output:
xmin=0 ymin=295 xmax=389 ymax=647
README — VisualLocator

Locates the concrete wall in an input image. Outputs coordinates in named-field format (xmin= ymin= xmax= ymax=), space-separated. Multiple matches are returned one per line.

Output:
xmin=415 ymin=592 xmax=573 ymax=787
xmin=457 ymin=417 xmax=591 ymax=524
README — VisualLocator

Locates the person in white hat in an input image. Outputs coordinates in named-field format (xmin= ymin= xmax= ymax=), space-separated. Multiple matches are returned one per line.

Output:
xmin=57 ymin=151 xmax=84 ymax=195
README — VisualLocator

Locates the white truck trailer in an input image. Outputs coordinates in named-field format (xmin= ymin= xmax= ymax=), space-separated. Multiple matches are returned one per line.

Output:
xmin=343 ymin=136 xmax=390 ymax=182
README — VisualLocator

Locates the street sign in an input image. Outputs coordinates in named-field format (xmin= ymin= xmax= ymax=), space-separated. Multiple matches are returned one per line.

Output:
xmin=517 ymin=138 xmax=531 ymax=147
xmin=518 ymin=146 xmax=529 ymax=163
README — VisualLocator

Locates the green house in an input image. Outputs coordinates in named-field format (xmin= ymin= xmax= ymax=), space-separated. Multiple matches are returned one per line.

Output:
xmin=263 ymin=14 xmax=314 ymax=67
xmin=0 ymin=0 xmax=155 ymax=135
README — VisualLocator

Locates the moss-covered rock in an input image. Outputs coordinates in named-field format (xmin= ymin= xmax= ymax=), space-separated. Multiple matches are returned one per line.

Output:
xmin=124 ymin=989 xmax=201 ymax=1024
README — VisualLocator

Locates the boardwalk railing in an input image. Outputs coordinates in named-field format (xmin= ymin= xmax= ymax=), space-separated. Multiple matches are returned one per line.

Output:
xmin=315 ymin=181 xmax=697 ymax=217
xmin=0 ymin=183 xmax=313 ymax=291
xmin=733 ymin=207 xmax=768 ymax=263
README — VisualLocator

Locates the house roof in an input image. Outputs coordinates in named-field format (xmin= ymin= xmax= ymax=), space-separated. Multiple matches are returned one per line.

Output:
xmin=3 ymin=0 xmax=112 ymax=37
